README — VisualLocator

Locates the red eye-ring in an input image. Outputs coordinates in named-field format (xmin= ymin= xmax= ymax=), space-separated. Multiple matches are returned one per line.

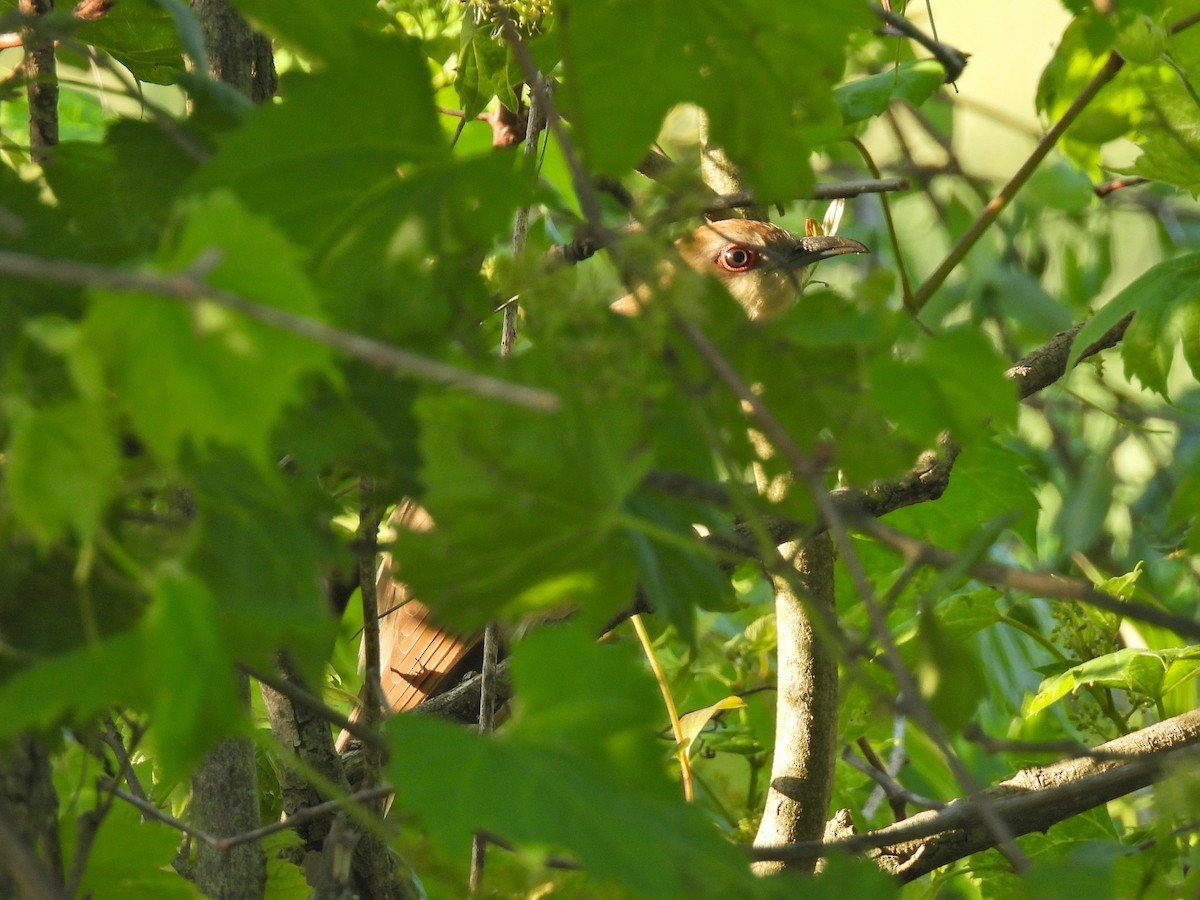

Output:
xmin=716 ymin=245 xmax=759 ymax=272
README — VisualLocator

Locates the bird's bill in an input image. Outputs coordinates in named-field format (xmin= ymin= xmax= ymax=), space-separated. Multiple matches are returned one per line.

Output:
xmin=789 ymin=235 xmax=869 ymax=268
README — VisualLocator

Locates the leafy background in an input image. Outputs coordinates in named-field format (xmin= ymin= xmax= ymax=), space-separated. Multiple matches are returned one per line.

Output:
xmin=0 ymin=0 xmax=1198 ymax=897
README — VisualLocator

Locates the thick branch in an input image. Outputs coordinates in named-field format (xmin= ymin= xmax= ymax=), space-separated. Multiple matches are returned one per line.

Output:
xmin=748 ymin=708 xmax=1200 ymax=880
xmin=752 ymin=533 xmax=839 ymax=876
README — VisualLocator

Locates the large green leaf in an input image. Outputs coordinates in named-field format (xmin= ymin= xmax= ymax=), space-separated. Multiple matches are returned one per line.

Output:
xmin=190 ymin=32 xmax=443 ymax=248
xmin=230 ymin=0 xmax=384 ymax=63
xmin=5 ymin=398 xmax=118 ymax=544
xmin=83 ymin=192 xmax=330 ymax=465
xmin=834 ymin=59 xmax=946 ymax=125
xmin=1069 ymin=252 xmax=1200 ymax=396
xmin=386 ymin=625 xmax=772 ymax=898
xmin=557 ymin=0 xmax=870 ymax=199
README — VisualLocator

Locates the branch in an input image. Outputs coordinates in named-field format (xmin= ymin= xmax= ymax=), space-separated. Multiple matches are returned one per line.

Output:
xmin=857 ymin=517 xmax=1200 ymax=641
xmin=1006 ymin=314 xmax=1134 ymax=399
xmin=911 ymin=51 xmax=1124 ymax=310
xmin=703 ymin=178 xmax=910 ymax=215
xmin=748 ymin=708 xmax=1200 ymax=880
xmin=872 ymin=6 xmax=968 ymax=83
xmin=0 ymin=251 xmax=559 ymax=412
xmin=241 ymin=664 xmax=387 ymax=752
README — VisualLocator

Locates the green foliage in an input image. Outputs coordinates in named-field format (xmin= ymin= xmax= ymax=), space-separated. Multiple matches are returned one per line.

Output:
xmin=0 ymin=0 xmax=1198 ymax=896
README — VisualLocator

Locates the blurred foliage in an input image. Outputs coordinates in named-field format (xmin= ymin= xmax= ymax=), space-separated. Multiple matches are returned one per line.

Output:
xmin=0 ymin=0 xmax=1197 ymax=897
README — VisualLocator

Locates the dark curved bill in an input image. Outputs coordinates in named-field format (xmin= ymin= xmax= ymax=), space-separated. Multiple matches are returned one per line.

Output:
xmin=790 ymin=235 xmax=869 ymax=269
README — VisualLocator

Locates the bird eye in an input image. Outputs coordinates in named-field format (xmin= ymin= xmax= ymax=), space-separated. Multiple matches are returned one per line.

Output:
xmin=716 ymin=245 xmax=759 ymax=272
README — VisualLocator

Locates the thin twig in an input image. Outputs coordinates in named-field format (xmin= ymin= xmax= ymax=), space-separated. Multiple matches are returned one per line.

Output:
xmin=102 ymin=780 xmax=394 ymax=851
xmin=857 ymin=518 xmax=1200 ymax=641
xmin=0 ymin=251 xmax=558 ymax=411
xmin=911 ymin=52 xmax=1125 ymax=311
xmin=842 ymin=743 xmax=944 ymax=815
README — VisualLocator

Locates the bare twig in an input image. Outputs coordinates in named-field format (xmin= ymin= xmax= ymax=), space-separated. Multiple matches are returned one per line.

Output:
xmin=911 ymin=52 xmax=1124 ymax=311
xmin=842 ymin=744 xmax=944 ymax=815
xmin=103 ymin=780 xmax=394 ymax=851
xmin=0 ymin=250 xmax=558 ymax=411
xmin=704 ymin=178 xmax=910 ymax=215
xmin=857 ymin=517 xmax=1200 ymax=641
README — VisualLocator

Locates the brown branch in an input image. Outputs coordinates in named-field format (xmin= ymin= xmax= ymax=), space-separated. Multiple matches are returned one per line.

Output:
xmin=1007 ymin=314 xmax=1134 ymax=399
xmin=858 ymin=517 xmax=1200 ymax=641
xmin=704 ymin=179 xmax=910 ymax=215
xmin=872 ymin=5 xmax=968 ymax=83
xmin=748 ymin=708 xmax=1200 ymax=875
xmin=911 ymin=51 xmax=1125 ymax=310
xmin=0 ymin=250 xmax=558 ymax=412
xmin=20 ymin=0 xmax=58 ymax=164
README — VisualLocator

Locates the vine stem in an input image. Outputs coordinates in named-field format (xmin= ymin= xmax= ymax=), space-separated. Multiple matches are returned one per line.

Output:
xmin=631 ymin=614 xmax=693 ymax=802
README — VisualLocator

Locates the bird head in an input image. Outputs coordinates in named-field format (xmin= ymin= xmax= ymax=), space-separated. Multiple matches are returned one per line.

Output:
xmin=676 ymin=220 xmax=868 ymax=319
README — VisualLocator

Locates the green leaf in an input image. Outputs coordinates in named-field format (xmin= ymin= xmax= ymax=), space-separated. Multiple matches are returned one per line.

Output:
xmin=395 ymin=379 xmax=646 ymax=632
xmin=5 ymin=398 xmax=119 ymax=544
xmin=191 ymin=32 xmax=442 ymax=248
xmin=456 ymin=16 xmax=520 ymax=118
xmin=186 ymin=452 xmax=335 ymax=678
xmin=869 ymin=327 xmax=1018 ymax=449
xmin=0 ymin=631 xmax=148 ymax=738
xmin=914 ymin=612 xmax=987 ymax=730
xmin=622 ymin=489 xmax=734 ymax=643
xmin=227 ymin=0 xmax=383 ymax=63
xmin=145 ymin=572 xmax=244 ymax=776
xmin=890 ymin=440 xmax=1038 ymax=549
xmin=1068 ymin=253 xmax=1200 ymax=394
xmin=557 ymin=0 xmax=870 ymax=199
xmin=73 ymin=0 xmax=185 ymax=84
xmin=1027 ymin=646 xmax=1200 ymax=713
xmin=62 ymin=790 xmax=203 ymax=898
xmin=83 ymin=192 xmax=330 ymax=465
xmin=386 ymin=625 xmax=770 ymax=898
xmin=834 ymin=59 xmax=946 ymax=125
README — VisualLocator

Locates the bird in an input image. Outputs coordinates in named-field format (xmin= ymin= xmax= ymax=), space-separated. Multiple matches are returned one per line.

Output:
xmin=346 ymin=219 xmax=868 ymax=722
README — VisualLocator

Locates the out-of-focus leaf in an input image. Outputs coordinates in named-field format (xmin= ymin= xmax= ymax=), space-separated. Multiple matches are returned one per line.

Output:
xmin=0 ymin=631 xmax=148 ymax=737
xmin=83 ymin=192 xmax=329 ymax=465
xmin=61 ymin=789 xmax=202 ymax=898
xmin=187 ymin=452 xmax=335 ymax=681
xmin=191 ymin=33 xmax=442 ymax=248
xmin=5 ymin=398 xmax=118 ymax=545
xmin=145 ymin=572 xmax=244 ymax=775
xmin=557 ymin=0 xmax=870 ymax=199
xmin=914 ymin=612 xmax=987 ymax=730
xmin=226 ymin=0 xmax=383 ymax=63
xmin=386 ymin=625 xmax=771 ymax=898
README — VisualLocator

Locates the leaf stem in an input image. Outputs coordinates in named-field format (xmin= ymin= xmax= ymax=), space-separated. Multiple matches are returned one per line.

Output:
xmin=630 ymin=614 xmax=693 ymax=801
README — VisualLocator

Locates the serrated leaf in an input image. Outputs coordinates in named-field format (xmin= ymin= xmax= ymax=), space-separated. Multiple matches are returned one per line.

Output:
xmin=558 ymin=0 xmax=869 ymax=199
xmin=834 ymin=59 xmax=946 ymax=125
xmin=191 ymin=33 xmax=442 ymax=248
xmin=395 ymin=379 xmax=646 ymax=633
xmin=83 ymin=192 xmax=329 ymax=465
xmin=1068 ymin=253 xmax=1200 ymax=374
xmin=145 ymin=572 xmax=244 ymax=776
xmin=6 ymin=398 xmax=119 ymax=544
xmin=385 ymin=626 xmax=769 ymax=898
xmin=73 ymin=0 xmax=185 ymax=84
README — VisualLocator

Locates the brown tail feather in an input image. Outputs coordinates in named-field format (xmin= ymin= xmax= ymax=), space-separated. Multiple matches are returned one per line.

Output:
xmin=337 ymin=501 xmax=480 ymax=751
